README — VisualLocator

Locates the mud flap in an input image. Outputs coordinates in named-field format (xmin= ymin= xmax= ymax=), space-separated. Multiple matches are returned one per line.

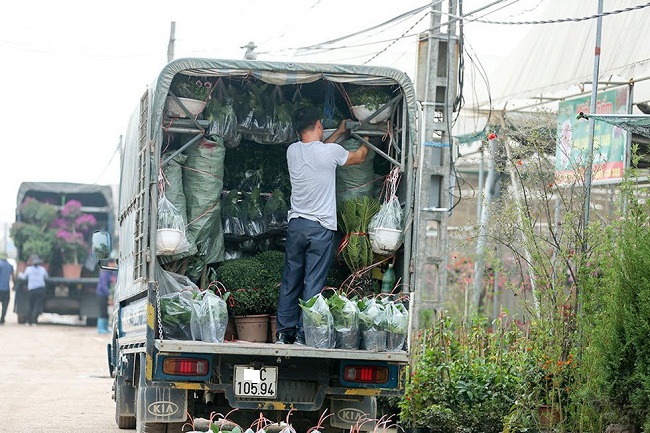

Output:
xmin=329 ymin=397 xmax=377 ymax=431
xmin=136 ymin=356 xmax=187 ymax=424
xmin=115 ymin=374 xmax=136 ymax=418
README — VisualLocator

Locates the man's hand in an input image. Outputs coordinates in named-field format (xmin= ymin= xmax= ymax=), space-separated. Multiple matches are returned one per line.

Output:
xmin=324 ymin=118 xmax=351 ymax=143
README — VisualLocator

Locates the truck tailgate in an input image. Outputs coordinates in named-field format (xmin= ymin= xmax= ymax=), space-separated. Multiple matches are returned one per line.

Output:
xmin=155 ymin=339 xmax=408 ymax=363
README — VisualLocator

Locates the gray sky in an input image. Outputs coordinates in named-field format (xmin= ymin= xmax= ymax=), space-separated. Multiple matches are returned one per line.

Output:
xmin=0 ymin=0 xmax=543 ymax=227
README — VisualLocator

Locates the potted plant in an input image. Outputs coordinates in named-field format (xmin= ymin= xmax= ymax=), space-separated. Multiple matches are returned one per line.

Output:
xmin=54 ymin=200 xmax=96 ymax=278
xmin=215 ymin=258 xmax=272 ymax=342
xmin=348 ymin=85 xmax=395 ymax=124
xmin=166 ymin=76 xmax=215 ymax=118
xmin=10 ymin=198 xmax=58 ymax=266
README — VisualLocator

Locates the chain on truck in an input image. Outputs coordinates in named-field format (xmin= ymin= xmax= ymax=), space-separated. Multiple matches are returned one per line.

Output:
xmin=91 ymin=58 xmax=436 ymax=433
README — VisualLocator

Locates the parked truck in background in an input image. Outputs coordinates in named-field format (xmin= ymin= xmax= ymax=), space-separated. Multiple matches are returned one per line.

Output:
xmin=92 ymin=57 xmax=449 ymax=433
xmin=14 ymin=182 xmax=115 ymax=325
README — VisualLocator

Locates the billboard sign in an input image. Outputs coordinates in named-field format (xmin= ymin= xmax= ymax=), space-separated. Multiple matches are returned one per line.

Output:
xmin=555 ymin=87 xmax=629 ymax=184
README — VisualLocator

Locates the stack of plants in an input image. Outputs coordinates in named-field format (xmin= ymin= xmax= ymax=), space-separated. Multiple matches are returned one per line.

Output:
xmin=299 ymin=290 xmax=408 ymax=352
xmin=337 ymin=196 xmax=380 ymax=297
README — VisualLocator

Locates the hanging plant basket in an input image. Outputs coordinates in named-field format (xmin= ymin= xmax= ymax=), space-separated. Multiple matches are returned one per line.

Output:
xmin=164 ymin=97 xmax=207 ymax=118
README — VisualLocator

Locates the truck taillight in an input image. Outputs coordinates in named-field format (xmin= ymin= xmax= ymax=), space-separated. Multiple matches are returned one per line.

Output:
xmin=162 ymin=357 xmax=208 ymax=376
xmin=343 ymin=365 xmax=389 ymax=384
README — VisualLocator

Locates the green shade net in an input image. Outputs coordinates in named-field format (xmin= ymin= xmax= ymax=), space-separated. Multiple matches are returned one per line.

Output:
xmin=578 ymin=113 xmax=650 ymax=138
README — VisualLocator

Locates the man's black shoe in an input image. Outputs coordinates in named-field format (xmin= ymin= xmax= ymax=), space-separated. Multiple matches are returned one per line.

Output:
xmin=275 ymin=333 xmax=295 ymax=344
xmin=294 ymin=335 xmax=306 ymax=345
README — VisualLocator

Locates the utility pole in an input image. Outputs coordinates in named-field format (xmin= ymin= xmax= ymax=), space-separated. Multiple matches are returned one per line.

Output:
xmin=167 ymin=21 xmax=176 ymax=63
xmin=583 ymin=0 xmax=604 ymax=232
xmin=412 ymin=0 xmax=458 ymax=329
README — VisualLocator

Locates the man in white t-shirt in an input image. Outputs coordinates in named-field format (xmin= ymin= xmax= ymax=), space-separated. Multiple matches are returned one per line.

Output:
xmin=276 ymin=107 xmax=368 ymax=345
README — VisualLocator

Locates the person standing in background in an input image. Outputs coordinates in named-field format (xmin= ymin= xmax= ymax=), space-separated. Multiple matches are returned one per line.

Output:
xmin=96 ymin=261 xmax=116 ymax=334
xmin=19 ymin=254 xmax=48 ymax=325
xmin=0 ymin=251 xmax=15 ymax=324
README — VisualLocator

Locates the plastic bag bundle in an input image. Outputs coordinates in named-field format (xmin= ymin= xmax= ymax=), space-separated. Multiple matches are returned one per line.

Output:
xmin=190 ymin=290 xmax=228 ymax=343
xmin=385 ymin=301 xmax=408 ymax=351
xmin=157 ymin=194 xmax=191 ymax=255
xmin=358 ymin=297 xmax=388 ymax=351
xmin=336 ymin=138 xmax=376 ymax=204
xmin=299 ymin=294 xmax=335 ymax=349
xmin=183 ymin=138 xmax=226 ymax=267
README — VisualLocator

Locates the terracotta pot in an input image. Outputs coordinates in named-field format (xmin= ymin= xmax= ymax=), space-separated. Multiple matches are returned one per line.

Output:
xmin=270 ymin=315 xmax=277 ymax=343
xmin=538 ymin=404 xmax=560 ymax=428
xmin=234 ymin=314 xmax=270 ymax=343
xmin=62 ymin=263 xmax=83 ymax=279
xmin=224 ymin=317 xmax=238 ymax=341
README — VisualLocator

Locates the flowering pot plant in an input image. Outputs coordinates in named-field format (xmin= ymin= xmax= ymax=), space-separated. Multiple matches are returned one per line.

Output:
xmin=54 ymin=200 xmax=96 ymax=265
xmin=171 ymin=76 xmax=215 ymax=101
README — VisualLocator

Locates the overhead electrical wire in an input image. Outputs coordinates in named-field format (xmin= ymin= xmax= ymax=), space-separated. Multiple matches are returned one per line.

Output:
xmin=460 ymin=1 xmax=650 ymax=25
xmin=293 ymin=2 xmax=434 ymax=52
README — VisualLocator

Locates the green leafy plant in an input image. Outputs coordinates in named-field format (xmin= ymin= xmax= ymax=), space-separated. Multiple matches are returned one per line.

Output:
xmin=171 ymin=76 xmax=215 ymax=101
xmin=254 ymin=250 xmax=285 ymax=313
xmin=215 ymin=258 xmax=272 ymax=316
xmin=400 ymin=313 xmax=527 ymax=433
xmin=11 ymin=198 xmax=58 ymax=262
xmin=338 ymin=196 xmax=380 ymax=272
xmin=348 ymin=86 xmax=394 ymax=111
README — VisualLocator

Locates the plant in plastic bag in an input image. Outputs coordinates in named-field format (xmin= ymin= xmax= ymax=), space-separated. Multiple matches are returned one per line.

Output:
xmin=242 ymin=187 xmax=267 ymax=238
xmin=357 ymin=297 xmax=389 ymax=351
xmin=190 ymin=289 xmax=228 ymax=343
xmin=206 ymin=98 xmax=241 ymax=149
xmin=369 ymin=168 xmax=403 ymax=255
xmin=205 ymin=80 xmax=241 ymax=148
xmin=160 ymin=291 xmax=194 ymax=340
xmin=385 ymin=300 xmax=408 ymax=351
xmin=299 ymin=293 xmax=335 ymax=348
xmin=222 ymin=190 xmax=246 ymax=238
xmin=263 ymin=188 xmax=289 ymax=232
xmin=157 ymin=194 xmax=191 ymax=255
xmin=325 ymin=289 xmax=360 ymax=349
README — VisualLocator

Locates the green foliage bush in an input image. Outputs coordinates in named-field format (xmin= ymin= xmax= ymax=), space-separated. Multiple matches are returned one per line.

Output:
xmin=400 ymin=314 xmax=527 ymax=433
xmin=579 ymin=194 xmax=650 ymax=431
xmin=215 ymin=257 xmax=273 ymax=316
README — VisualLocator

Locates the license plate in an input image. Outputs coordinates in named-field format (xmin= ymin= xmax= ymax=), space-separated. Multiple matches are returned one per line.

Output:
xmin=234 ymin=365 xmax=277 ymax=398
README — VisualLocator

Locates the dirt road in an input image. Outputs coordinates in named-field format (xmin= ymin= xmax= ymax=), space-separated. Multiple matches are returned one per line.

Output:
xmin=0 ymin=296 xmax=123 ymax=432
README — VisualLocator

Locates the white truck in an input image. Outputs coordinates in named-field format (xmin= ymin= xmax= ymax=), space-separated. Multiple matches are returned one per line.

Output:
xmin=92 ymin=57 xmax=449 ymax=433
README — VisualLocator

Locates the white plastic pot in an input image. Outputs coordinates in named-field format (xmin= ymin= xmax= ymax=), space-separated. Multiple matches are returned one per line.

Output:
xmin=156 ymin=228 xmax=183 ymax=255
xmin=164 ymin=97 xmax=207 ymax=118
xmin=350 ymin=104 xmax=391 ymax=124
xmin=370 ymin=227 xmax=403 ymax=254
